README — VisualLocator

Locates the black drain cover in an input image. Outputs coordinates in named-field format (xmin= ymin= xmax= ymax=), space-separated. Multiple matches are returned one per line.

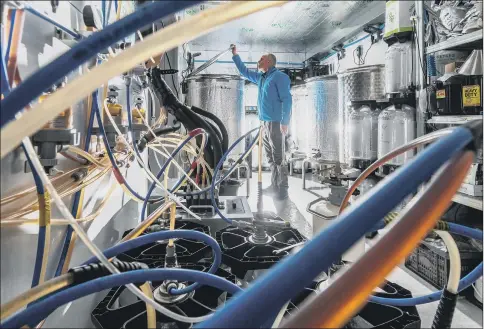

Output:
xmin=117 ymin=221 xmax=211 ymax=265
xmin=216 ymin=224 xmax=306 ymax=278
xmin=91 ymin=262 xmax=237 ymax=329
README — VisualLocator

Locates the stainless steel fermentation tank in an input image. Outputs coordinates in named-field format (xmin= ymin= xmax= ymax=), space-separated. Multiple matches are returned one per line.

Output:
xmin=186 ymin=74 xmax=245 ymax=154
xmin=339 ymin=65 xmax=385 ymax=167
xmin=304 ymin=75 xmax=340 ymax=163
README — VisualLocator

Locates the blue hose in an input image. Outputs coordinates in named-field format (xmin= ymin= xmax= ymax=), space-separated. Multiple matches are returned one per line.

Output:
xmin=54 ymin=90 xmax=97 ymax=277
xmin=196 ymin=127 xmax=474 ymax=328
xmin=102 ymin=0 xmax=107 ymax=28
xmin=83 ymin=229 xmax=221 ymax=295
xmin=0 ymin=45 xmax=9 ymax=96
xmin=4 ymin=9 xmax=16 ymax=65
xmin=140 ymin=131 xmax=204 ymax=222
xmin=2 ymin=268 xmax=242 ymax=329
xmin=31 ymin=226 xmax=47 ymax=288
xmin=2 ymin=33 xmax=48 ymax=289
xmin=210 ymin=126 xmax=261 ymax=224
xmin=370 ymin=263 xmax=483 ymax=306
xmin=92 ymin=90 xmax=161 ymax=203
xmin=447 ymin=222 xmax=482 ymax=241
xmin=0 ymin=1 xmax=200 ymax=128
xmin=368 ymin=222 xmax=483 ymax=306
xmin=124 ymin=83 xmax=186 ymax=200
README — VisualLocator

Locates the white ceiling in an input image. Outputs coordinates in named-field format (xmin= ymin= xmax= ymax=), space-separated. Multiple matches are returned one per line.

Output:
xmin=185 ymin=1 xmax=385 ymax=54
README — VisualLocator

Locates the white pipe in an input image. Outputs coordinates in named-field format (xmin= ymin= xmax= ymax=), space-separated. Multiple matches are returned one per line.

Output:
xmin=435 ymin=230 xmax=461 ymax=294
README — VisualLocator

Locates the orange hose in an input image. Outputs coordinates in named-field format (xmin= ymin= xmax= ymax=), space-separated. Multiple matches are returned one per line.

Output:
xmin=6 ymin=9 xmax=25 ymax=85
xmin=339 ymin=129 xmax=454 ymax=215
xmin=282 ymin=151 xmax=474 ymax=328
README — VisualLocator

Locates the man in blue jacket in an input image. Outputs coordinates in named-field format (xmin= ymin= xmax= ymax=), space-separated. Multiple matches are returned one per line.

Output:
xmin=232 ymin=45 xmax=292 ymax=200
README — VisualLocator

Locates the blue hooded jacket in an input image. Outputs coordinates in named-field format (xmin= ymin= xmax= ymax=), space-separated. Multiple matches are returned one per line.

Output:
xmin=232 ymin=55 xmax=292 ymax=125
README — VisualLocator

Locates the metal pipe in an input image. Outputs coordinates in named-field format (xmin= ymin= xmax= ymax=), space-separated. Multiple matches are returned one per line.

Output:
xmin=188 ymin=44 xmax=235 ymax=77
xmin=415 ymin=0 xmax=426 ymax=139
xmin=302 ymin=158 xmax=309 ymax=189
xmin=282 ymin=151 xmax=474 ymax=328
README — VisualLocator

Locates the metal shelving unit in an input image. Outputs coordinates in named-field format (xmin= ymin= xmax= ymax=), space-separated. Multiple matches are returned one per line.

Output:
xmin=453 ymin=192 xmax=483 ymax=211
xmin=427 ymin=115 xmax=483 ymax=125
xmin=426 ymin=30 xmax=483 ymax=54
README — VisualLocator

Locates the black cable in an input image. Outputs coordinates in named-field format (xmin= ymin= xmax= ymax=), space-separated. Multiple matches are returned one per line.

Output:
xmin=431 ymin=289 xmax=458 ymax=329
xmin=361 ymin=42 xmax=374 ymax=65
xmin=147 ymin=67 xmax=221 ymax=169
xmin=160 ymin=20 xmax=179 ymax=98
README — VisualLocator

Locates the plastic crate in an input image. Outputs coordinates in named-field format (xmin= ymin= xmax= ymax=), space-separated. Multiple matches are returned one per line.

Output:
xmin=405 ymin=234 xmax=482 ymax=290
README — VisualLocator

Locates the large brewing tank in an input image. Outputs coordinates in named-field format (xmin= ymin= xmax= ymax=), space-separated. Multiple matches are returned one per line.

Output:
xmin=378 ymin=104 xmax=415 ymax=166
xmin=186 ymin=74 xmax=245 ymax=154
xmin=340 ymin=65 xmax=385 ymax=102
xmin=290 ymin=84 xmax=313 ymax=153
xmin=305 ymin=75 xmax=340 ymax=162
xmin=385 ymin=41 xmax=416 ymax=94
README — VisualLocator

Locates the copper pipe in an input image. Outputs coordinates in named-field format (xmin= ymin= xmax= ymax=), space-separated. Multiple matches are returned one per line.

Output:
xmin=339 ymin=128 xmax=455 ymax=215
xmin=5 ymin=9 xmax=25 ymax=85
xmin=282 ymin=151 xmax=474 ymax=328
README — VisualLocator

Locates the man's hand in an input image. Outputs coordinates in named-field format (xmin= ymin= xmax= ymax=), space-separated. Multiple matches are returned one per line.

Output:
xmin=231 ymin=44 xmax=237 ymax=56
xmin=280 ymin=124 xmax=288 ymax=135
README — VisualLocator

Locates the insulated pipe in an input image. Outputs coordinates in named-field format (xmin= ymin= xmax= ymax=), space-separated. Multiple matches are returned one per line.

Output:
xmin=281 ymin=151 xmax=474 ymax=328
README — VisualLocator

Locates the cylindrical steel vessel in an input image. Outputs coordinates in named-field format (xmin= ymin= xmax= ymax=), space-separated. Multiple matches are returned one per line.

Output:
xmin=385 ymin=41 xmax=415 ymax=94
xmin=305 ymin=75 xmax=340 ymax=162
xmin=348 ymin=105 xmax=372 ymax=162
xmin=347 ymin=105 xmax=381 ymax=169
xmin=186 ymin=74 xmax=245 ymax=154
xmin=290 ymin=84 xmax=314 ymax=153
xmin=340 ymin=65 xmax=385 ymax=101
xmin=378 ymin=104 xmax=415 ymax=166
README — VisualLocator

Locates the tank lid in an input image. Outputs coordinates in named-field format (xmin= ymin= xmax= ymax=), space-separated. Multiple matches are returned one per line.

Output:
xmin=304 ymin=74 xmax=338 ymax=83
xmin=186 ymin=74 xmax=244 ymax=81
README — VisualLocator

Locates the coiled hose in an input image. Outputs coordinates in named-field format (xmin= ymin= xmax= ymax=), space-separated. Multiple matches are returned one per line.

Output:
xmin=148 ymin=67 xmax=224 ymax=169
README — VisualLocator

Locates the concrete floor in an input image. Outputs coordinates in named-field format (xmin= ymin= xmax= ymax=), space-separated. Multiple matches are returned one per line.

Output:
xmin=243 ymin=171 xmax=483 ymax=328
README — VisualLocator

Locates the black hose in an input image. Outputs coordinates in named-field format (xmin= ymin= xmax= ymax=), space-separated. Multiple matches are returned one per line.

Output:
xmin=148 ymin=67 xmax=223 ymax=169
xmin=191 ymin=106 xmax=228 ymax=153
xmin=137 ymin=122 xmax=181 ymax=153
xmin=431 ymin=289 xmax=458 ymax=329
xmin=182 ymin=105 xmax=222 ymax=167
